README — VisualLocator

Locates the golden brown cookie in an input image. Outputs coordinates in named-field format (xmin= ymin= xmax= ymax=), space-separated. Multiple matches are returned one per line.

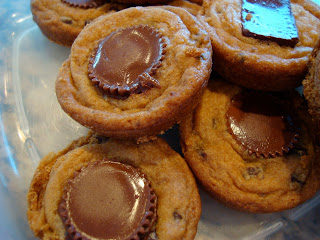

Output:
xmin=180 ymin=78 xmax=320 ymax=213
xmin=31 ymin=0 xmax=203 ymax=47
xmin=303 ymin=39 xmax=320 ymax=138
xmin=55 ymin=6 xmax=212 ymax=140
xmin=199 ymin=0 xmax=320 ymax=91
xmin=31 ymin=0 xmax=129 ymax=46
xmin=27 ymin=133 xmax=201 ymax=239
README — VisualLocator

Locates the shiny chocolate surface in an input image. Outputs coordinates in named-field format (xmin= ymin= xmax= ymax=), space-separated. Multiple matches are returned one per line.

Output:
xmin=241 ymin=0 xmax=299 ymax=47
xmin=88 ymin=26 xmax=163 ymax=97
xmin=60 ymin=161 xmax=155 ymax=239
xmin=226 ymin=91 xmax=299 ymax=158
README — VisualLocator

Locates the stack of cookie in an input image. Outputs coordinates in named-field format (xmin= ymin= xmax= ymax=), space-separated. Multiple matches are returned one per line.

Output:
xmin=28 ymin=3 xmax=211 ymax=240
xmin=179 ymin=0 xmax=320 ymax=213
xmin=27 ymin=0 xmax=320 ymax=239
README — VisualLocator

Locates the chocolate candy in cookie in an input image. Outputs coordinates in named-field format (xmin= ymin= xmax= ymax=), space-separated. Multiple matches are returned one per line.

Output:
xmin=241 ymin=0 xmax=299 ymax=47
xmin=27 ymin=133 xmax=201 ymax=239
xmin=56 ymin=6 xmax=212 ymax=140
xmin=199 ymin=0 xmax=320 ymax=91
xmin=226 ymin=91 xmax=299 ymax=158
xmin=59 ymin=160 xmax=157 ymax=239
xmin=180 ymin=78 xmax=320 ymax=213
xmin=88 ymin=25 xmax=165 ymax=98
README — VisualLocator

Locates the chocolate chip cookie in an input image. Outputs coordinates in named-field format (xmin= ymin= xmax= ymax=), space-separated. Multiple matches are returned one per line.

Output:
xmin=55 ymin=6 xmax=212 ymax=140
xmin=31 ymin=0 xmax=128 ymax=46
xmin=199 ymin=0 xmax=320 ymax=91
xmin=27 ymin=133 xmax=201 ymax=239
xmin=180 ymin=78 xmax=320 ymax=213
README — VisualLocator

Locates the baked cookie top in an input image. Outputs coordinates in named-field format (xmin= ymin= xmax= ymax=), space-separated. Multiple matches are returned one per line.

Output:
xmin=180 ymin=78 xmax=320 ymax=213
xmin=31 ymin=0 xmax=203 ymax=46
xmin=31 ymin=0 xmax=128 ymax=46
xmin=199 ymin=0 xmax=320 ymax=91
xmin=56 ymin=6 xmax=212 ymax=140
xmin=303 ymin=39 xmax=320 ymax=137
xmin=27 ymin=133 xmax=201 ymax=239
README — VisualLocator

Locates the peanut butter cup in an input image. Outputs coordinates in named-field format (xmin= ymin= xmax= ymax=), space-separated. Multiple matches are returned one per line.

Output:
xmin=241 ymin=0 xmax=299 ymax=47
xmin=180 ymin=78 xmax=320 ymax=213
xmin=226 ymin=91 xmax=299 ymax=158
xmin=88 ymin=25 xmax=166 ymax=99
xmin=27 ymin=134 xmax=201 ymax=239
xmin=61 ymin=0 xmax=105 ymax=8
xmin=59 ymin=160 xmax=157 ymax=240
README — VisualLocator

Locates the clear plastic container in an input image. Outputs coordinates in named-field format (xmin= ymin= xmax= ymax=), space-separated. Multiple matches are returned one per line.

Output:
xmin=0 ymin=1 xmax=319 ymax=239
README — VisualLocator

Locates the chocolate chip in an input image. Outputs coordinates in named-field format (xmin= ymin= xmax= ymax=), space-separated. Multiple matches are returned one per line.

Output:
xmin=95 ymin=135 xmax=109 ymax=144
xmin=84 ymin=19 xmax=92 ymax=26
xmin=195 ymin=146 xmax=207 ymax=160
xmin=237 ymin=53 xmax=246 ymax=64
xmin=61 ymin=16 xmax=73 ymax=25
xmin=200 ymin=152 xmax=208 ymax=159
xmin=212 ymin=118 xmax=216 ymax=129
xmin=243 ymin=166 xmax=264 ymax=180
xmin=247 ymin=167 xmax=261 ymax=176
xmin=291 ymin=174 xmax=306 ymax=186
xmin=174 ymin=211 xmax=182 ymax=221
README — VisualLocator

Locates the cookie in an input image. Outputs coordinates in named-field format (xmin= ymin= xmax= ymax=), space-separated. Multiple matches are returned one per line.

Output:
xmin=31 ymin=0 xmax=128 ymax=46
xmin=31 ymin=0 xmax=203 ymax=47
xmin=55 ymin=6 xmax=212 ymax=140
xmin=179 ymin=78 xmax=320 ymax=213
xmin=27 ymin=133 xmax=201 ymax=239
xmin=303 ymin=39 xmax=320 ymax=137
xmin=199 ymin=0 xmax=320 ymax=91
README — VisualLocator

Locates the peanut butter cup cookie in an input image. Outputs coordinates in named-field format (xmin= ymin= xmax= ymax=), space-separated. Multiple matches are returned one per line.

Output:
xmin=180 ymin=78 xmax=320 ymax=213
xmin=303 ymin=40 xmax=320 ymax=136
xmin=31 ymin=0 xmax=128 ymax=46
xmin=27 ymin=133 xmax=201 ymax=239
xmin=200 ymin=0 xmax=320 ymax=91
xmin=55 ymin=6 xmax=212 ymax=140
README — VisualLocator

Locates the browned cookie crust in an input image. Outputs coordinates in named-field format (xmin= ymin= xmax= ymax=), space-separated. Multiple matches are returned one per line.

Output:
xmin=200 ymin=0 xmax=320 ymax=91
xmin=167 ymin=0 xmax=202 ymax=16
xmin=31 ymin=0 xmax=129 ymax=46
xmin=55 ymin=6 xmax=212 ymax=140
xmin=180 ymin=78 xmax=320 ymax=213
xmin=27 ymin=133 xmax=201 ymax=239
xmin=303 ymin=39 xmax=320 ymax=137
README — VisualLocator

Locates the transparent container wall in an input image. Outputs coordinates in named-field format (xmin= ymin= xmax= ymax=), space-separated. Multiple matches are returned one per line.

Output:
xmin=0 ymin=3 xmax=320 ymax=240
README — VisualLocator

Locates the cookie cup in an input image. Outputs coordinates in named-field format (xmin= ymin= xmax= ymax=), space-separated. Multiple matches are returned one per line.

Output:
xmin=180 ymin=79 xmax=320 ymax=213
xmin=27 ymin=133 xmax=201 ymax=239
xmin=199 ymin=0 xmax=320 ymax=91
xmin=56 ymin=6 xmax=212 ymax=140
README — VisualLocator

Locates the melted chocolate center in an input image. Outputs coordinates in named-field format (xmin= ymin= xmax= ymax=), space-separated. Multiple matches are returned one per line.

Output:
xmin=226 ymin=92 xmax=299 ymax=158
xmin=60 ymin=161 xmax=156 ymax=239
xmin=241 ymin=0 xmax=299 ymax=47
xmin=61 ymin=0 xmax=104 ymax=8
xmin=88 ymin=26 xmax=164 ymax=98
